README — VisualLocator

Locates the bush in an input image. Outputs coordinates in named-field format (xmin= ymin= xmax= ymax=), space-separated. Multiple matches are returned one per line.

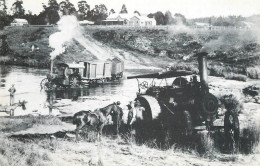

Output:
xmin=240 ymin=122 xmax=260 ymax=154
xmin=224 ymin=73 xmax=247 ymax=82
xmin=246 ymin=66 xmax=260 ymax=79
xmin=0 ymin=56 xmax=11 ymax=64
xmin=219 ymin=94 xmax=243 ymax=114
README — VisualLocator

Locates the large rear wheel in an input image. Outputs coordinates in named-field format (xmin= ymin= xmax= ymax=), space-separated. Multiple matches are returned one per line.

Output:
xmin=134 ymin=95 xmax=162 ymax=143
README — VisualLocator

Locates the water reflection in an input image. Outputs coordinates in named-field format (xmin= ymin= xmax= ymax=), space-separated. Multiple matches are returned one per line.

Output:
xmin=47 ymin=82 xmax=123 ymax=101
xmin=0 ymin=65 xmax=138 ymax=115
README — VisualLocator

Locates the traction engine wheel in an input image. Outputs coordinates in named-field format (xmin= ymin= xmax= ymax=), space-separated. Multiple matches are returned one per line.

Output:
xmin=70 ymin=75 xmax=81 ymax=87
xmin=40 ymin=78 xmax=56 ymax=90
xmin=139 ymin=81 xmax=149 ymax=89
xmin=40 ymin=78 xmax=49 ymax=90
xmin=224 ymin=110 xmax=240 ymax=152
xmin=134 ymin=95 xmax=162 ymax=143
xmin=201 ymin=93 xmax=218 ymax=121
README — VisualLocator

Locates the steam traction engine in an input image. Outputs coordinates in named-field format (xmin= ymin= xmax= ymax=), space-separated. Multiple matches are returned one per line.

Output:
xmin=128 ymin=52 xmax=239 ymax=150
xmin=40 ymin=63 xmax=84 ymax=90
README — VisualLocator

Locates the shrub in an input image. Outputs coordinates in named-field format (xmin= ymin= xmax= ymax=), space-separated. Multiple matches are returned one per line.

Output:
xmin=224 ymin=73 xmax=247 ymax=82
xmin=208 ymin=65 xmax=225 ymax=77
xmin=237 ymin=121 xmax=260 ymax=154
xmin=0 ymin=56 xmax=11 ymax=64
xmin=246 ymin=66 xmax=260 ymax=79
xmin=243 ymin=85 xmax=259 ymax=97
xmin=219 ymin=94 xmax=243 ymax=114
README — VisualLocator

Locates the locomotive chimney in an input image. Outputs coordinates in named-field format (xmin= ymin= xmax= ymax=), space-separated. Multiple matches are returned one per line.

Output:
xmin=197 ymin=52 xmax=209 ymax=93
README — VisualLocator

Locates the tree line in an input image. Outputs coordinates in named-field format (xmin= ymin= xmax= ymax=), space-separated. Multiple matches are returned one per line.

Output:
xmin=0 ymin=0 xmax=255 ymax=29
xmin=0 ymin=0 xmax=110 ymax=28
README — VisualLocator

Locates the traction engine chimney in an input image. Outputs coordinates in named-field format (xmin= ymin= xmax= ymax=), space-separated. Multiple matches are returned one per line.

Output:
xmin=198 ymin=52 xmax=209 ymax=93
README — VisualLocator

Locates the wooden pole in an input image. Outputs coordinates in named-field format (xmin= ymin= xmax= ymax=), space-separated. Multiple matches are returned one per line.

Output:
xmin=50 ymin=59 xmax=54 ymax=75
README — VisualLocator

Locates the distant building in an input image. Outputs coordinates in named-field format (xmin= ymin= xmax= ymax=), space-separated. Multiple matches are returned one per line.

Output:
xmin=102 ymin=13 xmax=156 ymax=26
xmin=10 ymin=18 xmax=28 ymax=26
xmin=237 ymin=21 xmax=255 ymax=29
xmin=194 ymin=22 xmax=210 ymax=29
xmin=79 ymin=20 xmax=94 ymax=25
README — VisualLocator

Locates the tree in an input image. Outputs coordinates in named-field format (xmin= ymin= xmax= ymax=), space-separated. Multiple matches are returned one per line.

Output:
xmin=23 ymin=11 xmax=38 ymax=25
xmin=134 ymin=10 xmax=140 ymax=16
xmin=109 ymin=9 xmax=115 ymax=15
xmin=0 ymin=35 xmax=10 ymax=56
xmin=36 ymin=0 xmax=59 ymax=25
xmin=153 ymin=11 xmax=166 ymax=25
xmin=11 ymin=0 xmax=25 ymax=17
xmin=0 ymin=0 xmax=7 ymax=13
xmin=90 ymin=4 xmax=108 ymax=24
xmin=0 ymin=0 xmax=11 ymax=29
xmin=165 ymin=11 xmax=175 ymax=25
xmin=147 ymin=13 xmax=154 ymax=18
xmin=174 ymin=13 xmax=186 ymax=25
xmin=77 ymin=0 xmax=90 ymax=20
xmin=59 ymin=0 xmax=76 ymax=15
xmin=45 ymin=0 xmax=60 ymax=24
xmin=119 ymin=4 xmax=127 ymax=14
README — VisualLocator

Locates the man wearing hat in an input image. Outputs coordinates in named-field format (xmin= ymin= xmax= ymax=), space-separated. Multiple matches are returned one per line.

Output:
xmin=8 ymin=84 xmax=16 ymax=106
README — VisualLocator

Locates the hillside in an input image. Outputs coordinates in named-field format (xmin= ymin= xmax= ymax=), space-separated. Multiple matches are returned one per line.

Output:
xmin=1 ymin=25 xmax=260 ymax=78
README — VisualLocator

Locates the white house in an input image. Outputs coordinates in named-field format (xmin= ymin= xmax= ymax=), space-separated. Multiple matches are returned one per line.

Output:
xmin=79 ymin=20 xmax=94 ymax=25
xmin=102 ymin=13 xmax=156 ymax=26
xmin=10 ymin=18 xmax=29 ymax=26
xmin=194 ymin=22 xmax=210 ymax=29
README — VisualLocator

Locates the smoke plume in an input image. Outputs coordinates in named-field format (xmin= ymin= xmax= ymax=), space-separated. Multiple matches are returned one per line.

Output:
xmin=49 ymin=15 xmax=110 ymax=60
xmin=49 ymin=15 xmax=79 ymax=60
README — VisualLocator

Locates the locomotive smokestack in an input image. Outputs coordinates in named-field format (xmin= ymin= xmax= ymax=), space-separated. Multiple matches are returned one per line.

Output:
xmin=198 ymin=52 xmax=209 ymax=93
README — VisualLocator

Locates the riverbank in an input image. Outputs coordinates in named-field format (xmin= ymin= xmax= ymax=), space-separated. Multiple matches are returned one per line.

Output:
xmin=0 ymin=63 xmax=260 ymax=165
xmin=1 ymin=26 xmax=260 ymax=80
xmin=0 ymin=78 xmax=260 ymax=166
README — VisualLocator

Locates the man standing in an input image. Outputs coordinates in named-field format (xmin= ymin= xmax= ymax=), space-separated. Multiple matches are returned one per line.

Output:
xmin=8 ymin=84 xmax=16 ymax=106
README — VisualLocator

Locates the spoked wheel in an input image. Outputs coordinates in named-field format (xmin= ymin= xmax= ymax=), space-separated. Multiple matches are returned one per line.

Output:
xmin=224 ymin=110 xmax=240 ymax=152
xmin=40 ymin=78 xmax=49 ymax=91
xmin=70 ymin=75 xmax=81 ymax=87
xmin=139 ymin=81 xmax=149 ymax=89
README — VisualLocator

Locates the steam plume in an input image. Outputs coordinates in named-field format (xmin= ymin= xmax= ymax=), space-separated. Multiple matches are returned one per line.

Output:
xmin=49 ymin=15 xmax=110 ymax=60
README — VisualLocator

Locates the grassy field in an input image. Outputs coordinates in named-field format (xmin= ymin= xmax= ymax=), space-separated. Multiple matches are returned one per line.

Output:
xmin=0 ymin=110 xmax=259 ymax=166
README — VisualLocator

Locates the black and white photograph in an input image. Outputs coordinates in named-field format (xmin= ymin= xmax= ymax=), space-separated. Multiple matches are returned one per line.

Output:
xmin=0 ymin=0 xmax=260 ymax=165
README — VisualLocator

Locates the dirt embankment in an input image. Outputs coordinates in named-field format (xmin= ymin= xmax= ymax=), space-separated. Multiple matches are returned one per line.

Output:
xmin=1 ymin=26 xmax=260 ymax=73
xmin=91 ymin=27 xmax=260 ymax=66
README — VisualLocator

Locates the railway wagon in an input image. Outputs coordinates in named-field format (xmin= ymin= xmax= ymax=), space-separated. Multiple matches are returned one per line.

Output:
xmin=79 ymin=57 xmax=124 ymax=81
xmin=78 ymin=60 xmax=112 ymax=80
xmin=111 ymin=57 xmax=124 ymax=79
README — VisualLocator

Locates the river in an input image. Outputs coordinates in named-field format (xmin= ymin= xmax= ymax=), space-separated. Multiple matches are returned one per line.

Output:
xmin=0 ymin=65 xmax=144 ymax=116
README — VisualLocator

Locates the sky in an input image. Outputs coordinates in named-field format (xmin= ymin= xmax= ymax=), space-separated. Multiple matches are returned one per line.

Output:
xmin=5 ymin=0 xmax=260 ymax=18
